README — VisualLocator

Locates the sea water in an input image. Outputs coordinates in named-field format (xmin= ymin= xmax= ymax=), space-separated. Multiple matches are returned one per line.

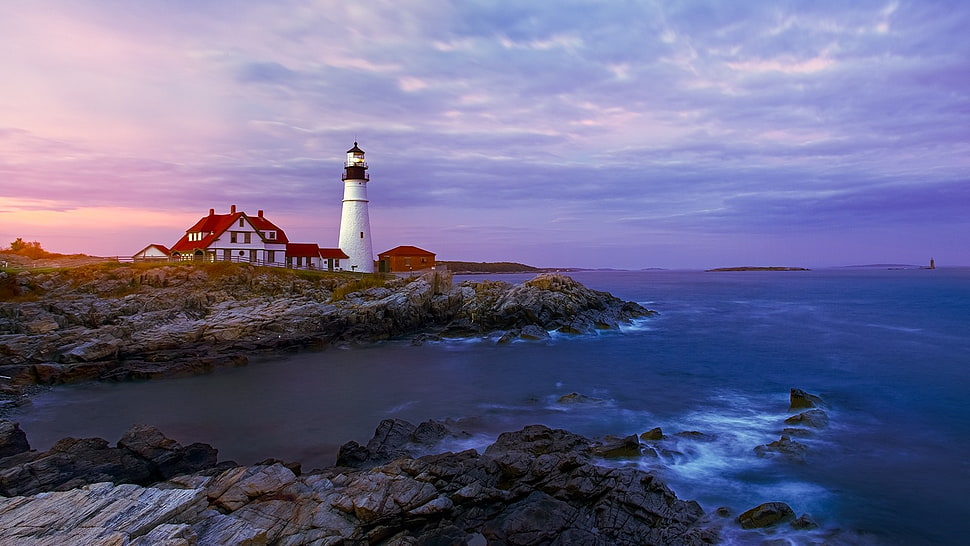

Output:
xmin=10 ymin=268 xmax=970 ymax=544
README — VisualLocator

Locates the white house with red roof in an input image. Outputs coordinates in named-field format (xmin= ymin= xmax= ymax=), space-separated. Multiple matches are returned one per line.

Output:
xmin=132 ymin=244 xmax=171 ymax=262
xmin=163 ymin=205 xmax=348 ymax=270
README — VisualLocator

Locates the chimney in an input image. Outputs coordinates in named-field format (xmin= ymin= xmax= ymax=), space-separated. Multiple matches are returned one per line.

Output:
xmin=208 ymin=208 xmax=214 ymax=216
xmin=258 ymin=210 xmax=264 ymax=218
xmin=230 ymin=204 xmax=236 ymax=214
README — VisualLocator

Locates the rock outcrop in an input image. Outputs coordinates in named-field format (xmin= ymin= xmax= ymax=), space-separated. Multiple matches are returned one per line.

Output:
xmin=0 ymin=422 xmax=222 ymax=497
xmin=1 ymin=264 xmax=652 ymax=392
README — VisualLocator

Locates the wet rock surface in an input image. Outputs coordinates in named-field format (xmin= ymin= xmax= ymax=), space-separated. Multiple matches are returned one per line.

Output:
xmin=0 ymin=265 xmax=652 ymax=394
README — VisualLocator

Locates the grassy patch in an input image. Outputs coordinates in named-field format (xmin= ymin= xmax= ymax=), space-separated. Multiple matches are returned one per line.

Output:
xmin=330 ymin=274 xmax=390 ymax=301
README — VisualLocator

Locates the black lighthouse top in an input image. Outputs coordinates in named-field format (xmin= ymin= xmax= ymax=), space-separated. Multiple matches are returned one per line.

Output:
xmin=343 ymin=141 xmax=369 ymax=181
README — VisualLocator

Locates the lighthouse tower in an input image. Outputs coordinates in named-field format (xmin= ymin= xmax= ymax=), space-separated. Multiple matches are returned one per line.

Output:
xmin=338 ymin=142 xmax=375 ymax=272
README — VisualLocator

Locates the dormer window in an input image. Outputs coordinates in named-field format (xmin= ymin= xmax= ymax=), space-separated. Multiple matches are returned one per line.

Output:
xmin=267 ymin=231 xmax=276 ymax=240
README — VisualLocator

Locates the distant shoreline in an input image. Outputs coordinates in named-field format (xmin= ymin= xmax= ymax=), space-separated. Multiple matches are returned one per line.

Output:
xmin=705 ymin=266 xmax=810 ymax=272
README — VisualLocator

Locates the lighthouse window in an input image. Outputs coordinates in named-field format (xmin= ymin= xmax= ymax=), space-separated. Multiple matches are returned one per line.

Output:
xmin=360 ymin=232 xmax=364 ymax=238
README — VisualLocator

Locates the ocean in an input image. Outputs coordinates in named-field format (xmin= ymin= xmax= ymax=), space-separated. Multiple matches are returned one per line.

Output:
xmin=10 ymin=268 xmax=970 ymax=544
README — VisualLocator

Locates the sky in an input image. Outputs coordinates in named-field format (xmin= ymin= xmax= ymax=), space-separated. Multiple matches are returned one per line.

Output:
xmin=2 ymin=0 xmax=968 ymax=269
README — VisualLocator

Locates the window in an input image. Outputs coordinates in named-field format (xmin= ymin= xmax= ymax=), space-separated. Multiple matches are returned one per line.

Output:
xmin=244 ymin=232 xmax=252 ymax=244
xmin=267 ymin=250 xmax=276 ymax=262
xmin=360 ymin=231 xmax=364 ymax=238
xmin=267 ymin=231 xmax=276 ymax=240
xmin=230 ymin=232 xmax=238 ymax=243
xmin=239 ymin=218 xmax=244 ymax=227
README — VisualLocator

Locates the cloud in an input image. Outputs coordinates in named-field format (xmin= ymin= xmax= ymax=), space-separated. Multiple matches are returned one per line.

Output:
xmin=1 ymin=0 xmax=968 ymax=266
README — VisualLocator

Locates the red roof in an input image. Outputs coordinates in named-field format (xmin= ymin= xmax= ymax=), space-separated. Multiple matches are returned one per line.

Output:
xmin=319 ymin=248 xmax=349 ymax=259
xmin=286 ymin=243 xmax=321 ymax=258
xmin=170 ymin=209 xmax=289 ymax=253
xmin=285 ymin=244 xmax=349 ymax=259
xmin=133 ymin=244 xmax=170 ymax=257
xmin=378 ymin=245 xmax=435 ymax=257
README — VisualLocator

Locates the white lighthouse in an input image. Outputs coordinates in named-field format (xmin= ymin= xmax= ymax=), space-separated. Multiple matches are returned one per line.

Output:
xmin=338 ymin=141 xmax=375 ymax=272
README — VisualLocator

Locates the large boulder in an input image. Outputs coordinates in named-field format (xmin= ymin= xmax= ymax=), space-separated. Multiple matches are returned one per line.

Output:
xmin=784 ymin=409 xmax=830 ymax=428
xmin=336 ymin=418 xmax=470 ymax=469
xmin=754 ymin=435 xmax=809 ymax=463
xmin=0 ymin=421 xmax=29 ymax=458
xmin=118 ymin=424 xmax=219 ymax=480
xmin=736 ymin=501 xmax=796 ymax=529
xmin=789 ymin=388 xmax=824 ymax=410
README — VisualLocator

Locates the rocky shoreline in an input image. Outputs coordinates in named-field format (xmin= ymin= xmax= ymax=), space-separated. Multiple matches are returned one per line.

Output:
xmin=0 ymin=388 xmax=838 ymax=545
xmin=1 ymin=263 xmax=650 ymax=406
xmin=0 ymin=413 xmax=824 ymax=545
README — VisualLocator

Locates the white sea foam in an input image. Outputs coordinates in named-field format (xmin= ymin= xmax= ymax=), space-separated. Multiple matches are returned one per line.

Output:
xmin=385 ymin=400 xmax=417 ymax=414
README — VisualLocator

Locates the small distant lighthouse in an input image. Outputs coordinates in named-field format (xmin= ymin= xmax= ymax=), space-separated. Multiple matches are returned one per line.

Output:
xmin=338 ymin=141 xmax=375 ymax=272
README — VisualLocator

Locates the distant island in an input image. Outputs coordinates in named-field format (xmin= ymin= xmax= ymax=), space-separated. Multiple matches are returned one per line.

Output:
xmin=438 ymin=261 xmax=578 ymax=274
xmin=706 ymin=266 xmax=810 ymax=272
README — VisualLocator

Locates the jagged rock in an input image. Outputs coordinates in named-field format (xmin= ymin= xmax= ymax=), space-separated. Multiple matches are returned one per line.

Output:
xmin=789 ymin=388 xmax=824 ymax=410
xmin=0 ymin=420 xmax=29 ymax=458
xmin=790 ymin=513 xmax=819 ymax=530
xmin=640 ymin=427 xmax=664 ymax=441
xmin=736 ymin=501 xmax=796 ymax=529
xmin=784 ymin=409 xmax=830 ymax=428
xmin=335 ymin=419 xmax=470 ymax=469
xmin=591 ymin=434 xmax=641 ymax=458
xmin=0 ymin=424 xmax=223 ymax=496
xmin=118 ymin=424 xmax=219 ymax=480
xmin=495 ymin=330 xmax=518 ymax=344
xmin=754 ymin=435 xmax=809 ymax=462
xmin=518 ymin=324 xmax=550 ymax=340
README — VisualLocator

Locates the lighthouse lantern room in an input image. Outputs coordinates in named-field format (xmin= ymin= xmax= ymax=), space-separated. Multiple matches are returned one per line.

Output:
xmin=337 ymin=141 xmax=375 ymax=272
